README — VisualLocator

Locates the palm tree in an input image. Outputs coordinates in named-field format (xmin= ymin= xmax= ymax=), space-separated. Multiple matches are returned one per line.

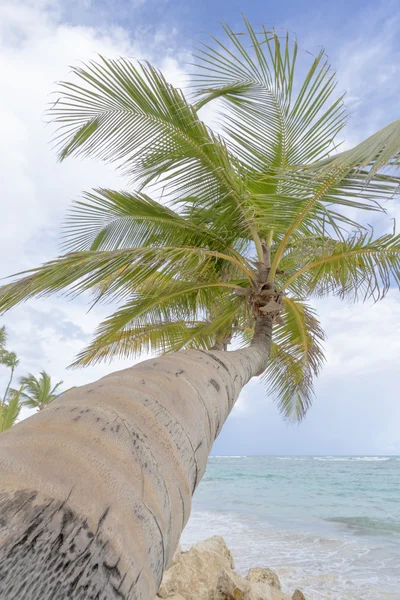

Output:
xmin=0 ymin=386 xmax=24 ymax=432
xmin=1 ymin=351 xmax=19 ymax=406
xmin=18 ymin=371 xmax=63 ymax=412
xmin=0 ymin=325 xmax=7 ymax=354
xmin=0 ymin=325 xmax=11 ymax=401
xmin=0 ymin=21 xmax=399 ymax=599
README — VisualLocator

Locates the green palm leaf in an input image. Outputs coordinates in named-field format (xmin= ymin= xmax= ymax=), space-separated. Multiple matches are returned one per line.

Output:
xmin=50 ymin=56 xmax=262 ymax=244
xmin=191 ymin=20 xmax=400 ymax=279
xmin=19 ymin=372 xmax=63 ymax=411
xmin=0 ymin=386 xmax=24 ymax=432
xmin=0 ymin=19 xmax=399 ymax=422
xmin=0 ymin=325 xmax=7 ymax=352
xmin=71 ymin=283 xmax=244 ymax=366
xmin=71 ymin=321 xmax=207 ymax=366
xmin=261 ymin=298 xmax=325 ymax=420
xmin=62 ymin=188 xmax=241 ymax=254
xmin=313 ymin=119 xmax=400 ymax=178
xmin=0 ymin=351 xmax=19 ymax=370
xmin=193 ymin=20 xmax=347 ymax=169
xmin=0 ymin=246 xmax=252 ymax=311
xmin=283 ymin=232 xmax=400 ymax=301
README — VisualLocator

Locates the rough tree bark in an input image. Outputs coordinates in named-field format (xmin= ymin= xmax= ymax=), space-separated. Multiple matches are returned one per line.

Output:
xmin=0 ymin=316 xmax=272 ymax=599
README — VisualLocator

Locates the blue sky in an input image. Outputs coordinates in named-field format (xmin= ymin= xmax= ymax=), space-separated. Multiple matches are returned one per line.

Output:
xmin=60 ymin=0 xmax=381 ymax=42
xmin=1 ymin=0 xmax=400 ymax=455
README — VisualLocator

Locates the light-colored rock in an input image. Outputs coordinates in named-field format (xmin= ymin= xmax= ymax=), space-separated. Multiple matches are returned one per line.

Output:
xmin=194 ymin=535 xmax=235 ymax=570
xmin=246 ymin=568 xmax=281 ymax=590
xmin=157 ymin=595 xmax=186 ymax=600
xmin=247 ymin=581 xmax=270 ymax=600
xmin=268 ymin=588 xmax=292 ymax=600
xmin=167 ymin=544 xmax=183 ymax=569
xmin=216 ymin=569 xmax=249 ymax=599
xmin=158 ymin=536 xmax=295 ymax=600
xmin=158 ymin=537 xmax=233 ymax=600
xmin=292 ymin=591 xmax=307 ymax=600
xmin=247 ymin=581 xmax=291 ymax=600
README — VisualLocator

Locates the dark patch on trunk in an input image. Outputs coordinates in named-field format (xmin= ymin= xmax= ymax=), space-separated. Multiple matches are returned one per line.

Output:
xmin=0 ymin=491 xmax=140 ymax=599
xmin=197 ymin=349 xmax=230 ymax=372
xmin=225 ymin=384 xmax=230 ymax=402
xmin=178 ymin=487 xmax=185 ymax=530
xmin=191 ymin=462 xmax=199 ymax=494
xmin=134 ymin=568 xmax=142 ymax=585
xmin=209 ymin=379 xmax=220 ymax=392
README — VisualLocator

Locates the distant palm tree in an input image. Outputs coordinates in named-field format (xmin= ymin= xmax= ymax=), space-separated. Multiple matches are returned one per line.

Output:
xmin=1 ymin=351 xmax=19 ymax=406
xmin=0 ymin=326 xmax=7 ymax=354
xmin=19 ymin=371 xmax=63 ymax=411
xmin=0 ymin=386 xmax=24 ymax=432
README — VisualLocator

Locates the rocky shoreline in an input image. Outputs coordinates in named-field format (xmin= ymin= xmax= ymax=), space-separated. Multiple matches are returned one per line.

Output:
xmin=157 ymin=536 xmax=306 ymax=600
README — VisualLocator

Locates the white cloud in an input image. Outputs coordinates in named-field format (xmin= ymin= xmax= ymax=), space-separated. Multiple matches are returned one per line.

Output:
xmin=334 ymin=13 xmax=400 ymax=139
xmin=0 ymin=0 xmax=187 ymax=412
xmin=315 ymin=293 xmax=400 ymax=376
xmin=0 ymin=0 xmax=186 ymax=269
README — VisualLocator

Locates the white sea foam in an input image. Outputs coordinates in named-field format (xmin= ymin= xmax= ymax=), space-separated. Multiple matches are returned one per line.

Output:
xmin=314 ymin=456 xmax=391 ymax=462
xmin=212 ymin=455 xmax=245 ymax=458
xmin=276 ymin=457 xmax=307 ymax=461
xmin=185 ymin=456 xmax=399 ymax=599
xmin=354 ymin=457 xmax=391 ymax=461
xmin=182 ymin=509 xmax=399 ymax=600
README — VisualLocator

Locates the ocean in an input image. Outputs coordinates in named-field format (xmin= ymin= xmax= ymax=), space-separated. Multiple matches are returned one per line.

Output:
xmin=181 ymin=456 xmax=400 ymax=600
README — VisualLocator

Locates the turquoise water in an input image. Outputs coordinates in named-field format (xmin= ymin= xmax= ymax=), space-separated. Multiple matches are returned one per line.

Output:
xmin=181 ymin=456 xmax=400 ymax=599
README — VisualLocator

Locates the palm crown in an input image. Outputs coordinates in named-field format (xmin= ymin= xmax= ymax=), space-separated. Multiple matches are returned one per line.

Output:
xmin=0 ymin=20 xmax=399 ymax=420
xmin=18 ymin=371 xmax=63 ymax=411
xmin=0 ymin=386 xmax=25 ymax=432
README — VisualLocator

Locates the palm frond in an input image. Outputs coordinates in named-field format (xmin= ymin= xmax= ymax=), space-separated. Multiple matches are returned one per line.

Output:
xmin=283 ymin=231 xmax=400 ymax=301
xmin=50 ymin=380 xmax=64 ymax=396
xmin=62 ymin=188 xmax=240 ymax=254
xmin=49 ymin=56 xmax=262 ymax=242
xmin=73 ymin=321 xmax=204 ymax=366
xmin=0 ymin=351 xmax=19 ymax=369
xmin=19 ymin=372 xmax=63 ymax=410
xmin=267 ymin=166 xmax=400 ymax=276
xmin=71 ymin=283 xmax=244 ymax=366
xmin=193 ymin=19 xmax=347 ymax=170
xmin=0 ymin=325 xmax=7 ymax=351
xmin=261 ymin=297 xmax=325 ymax=421
xmin=248 ymin=180 xmax=382 ymax=240
xmin=190 ymin=21 xmax=400 ymax=270
xmin=0 ymin=246 xmax=252 ymax=312
xmin=314 ymin=119 xmax=400 ymax=179
xmin=0 ymin=387 xmax=23 ymax=431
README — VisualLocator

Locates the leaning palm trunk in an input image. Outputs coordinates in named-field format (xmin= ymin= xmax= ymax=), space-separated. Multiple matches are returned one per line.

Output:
xmin=0 ymin=317 xmax=271 ymax=599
